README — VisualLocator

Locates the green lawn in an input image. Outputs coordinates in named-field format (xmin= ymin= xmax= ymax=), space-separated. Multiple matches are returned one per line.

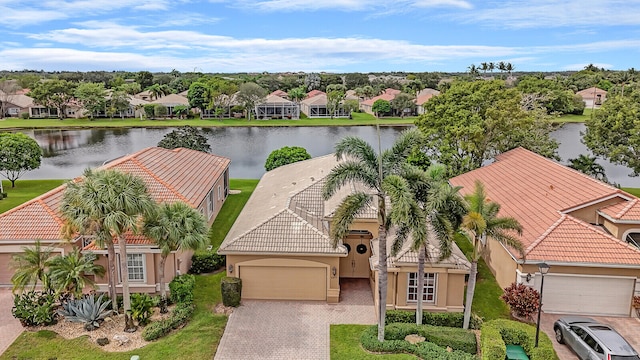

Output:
xmin=454 ymin=233 xmax=511 ymax=321
xmin=0 ymin=115 xmax=414 ymax=130
xmin=0 ymin=273 xmax=228 ymax=360
xmin=330 ymin=325 xmax=416 ymax=360
xmin=209 ymin=179 xmax=259 ymax=249
xmin=557 ymin=108 xmax=593 ymax=123
xmin=0 ymin=179 xmax=66 ymax=214
xmin=623 ymin=187 xmax=640 ymax=197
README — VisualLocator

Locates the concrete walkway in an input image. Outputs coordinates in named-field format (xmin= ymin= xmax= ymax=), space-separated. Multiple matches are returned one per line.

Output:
xmin=541 ymin=313 xmax=640 ymax=360
xmin=0 ymin=289 xmax=24 ymax=355
xmin=214 ymin=279 xmax=376 ymax=360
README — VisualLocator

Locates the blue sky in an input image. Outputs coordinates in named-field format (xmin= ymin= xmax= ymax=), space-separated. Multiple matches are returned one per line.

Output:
xmin=2 ymin=0 xmax=640 ymax=73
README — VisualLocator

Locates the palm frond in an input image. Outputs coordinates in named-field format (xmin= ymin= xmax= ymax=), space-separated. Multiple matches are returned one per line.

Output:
xmin=322 ymin=161 xmax=378 ymax=199
xmin=330 ymin=192 xmax=373 ymax=248
xmin=334 ymin=136 xmax=378 ymax=171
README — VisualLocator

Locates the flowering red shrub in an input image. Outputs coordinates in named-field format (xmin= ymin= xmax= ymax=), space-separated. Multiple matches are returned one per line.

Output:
xmin=500 ymin=283 xmax=540 ymax=320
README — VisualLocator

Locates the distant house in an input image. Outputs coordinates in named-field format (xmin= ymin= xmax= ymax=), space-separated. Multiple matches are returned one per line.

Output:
xmin=270 ymin=89 xmax=289 ymax=99
xmin=0 ymin=147 xmax=231 ymax=293
xmin=134 ymin=90 xmax=153 ymax=101
xmin=219 ymin=155 xmax=470 ymax=311
xmin=300 ymin=92 xmax=350 ymax=118
xmin=1 ymin=94 xmax=33 ymax=117
xmin=255 ymin=94 xmax=300 ymax=119
xmin=415 ymin=88 xmax=440 ymax=115
xmin=577 ymin=87 xmax=607 ymax=108
xmin=359 ymin=88 xmax=401 ymax=114
xmin=149 ymin=93 xmax=190 ymax=117
xmin=306 ymin=89 xmax=324 ymax=99
xmin=450 ymin=147 xmax=640 ymax=317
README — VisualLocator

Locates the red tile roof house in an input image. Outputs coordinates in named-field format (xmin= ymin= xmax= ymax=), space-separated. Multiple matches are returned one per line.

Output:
xmin=450 ymin=147 xmax=640 ymax=317
xmin=577 ymin=86 xmax=607 ymax=108
xmin=0 ymin=147 xmax=231 ymax=294
xmin=359 ymin=88 xmax=401 ymax=115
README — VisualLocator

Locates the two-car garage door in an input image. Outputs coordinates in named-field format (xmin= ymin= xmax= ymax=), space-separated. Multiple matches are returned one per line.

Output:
xmin=239 ymin=264 xmax=327 ymax=301
xmin=540 ymin=274 xmax=634 ymax=317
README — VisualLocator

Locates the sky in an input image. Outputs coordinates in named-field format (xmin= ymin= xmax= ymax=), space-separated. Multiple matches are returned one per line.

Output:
xmin=1 ymin=0 xmax=640 ymax=73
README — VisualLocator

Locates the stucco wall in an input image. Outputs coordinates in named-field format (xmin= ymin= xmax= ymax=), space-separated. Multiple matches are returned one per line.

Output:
xmin=484 ymin=240 xmax=518 ymax=289
xmin=520 ymin=264 xmax=640 ymax=278
xmin=198 ymin=168 xmax=229 ymax=226
xmin=568 ymin=197 xmax=625 ymax=224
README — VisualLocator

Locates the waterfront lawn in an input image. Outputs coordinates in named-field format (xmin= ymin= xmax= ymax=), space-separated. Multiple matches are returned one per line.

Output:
xmin=330 ymin=325 xmax=415 ymax=360
xmin=558 ymin=108 xmax=593 ymax=123
xmin=209 ymin=179 xmax=259 ymax=249
xmin=0 ymin=179 xmax=66 ymax=214
xmin=0 ymin=115 xmax=413 ymax=129
xmin=623 ymin=187 xmax=640 ymax=197
xmin=0 ymin=273 xmax=227 ymax=360
xmin=454 ymin=233 xmax=511 ymax=321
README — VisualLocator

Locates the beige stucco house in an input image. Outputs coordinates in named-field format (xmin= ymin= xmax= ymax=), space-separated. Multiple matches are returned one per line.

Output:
xmin=450 ymin=147 xmax=640 ymax=317
xmin=577 ymin=86 xmax=607 ymax=108
xmin=218 ymin=155 xmax=470 ymax=312
xmin=0 ymin=147 xmax=231 ymax=294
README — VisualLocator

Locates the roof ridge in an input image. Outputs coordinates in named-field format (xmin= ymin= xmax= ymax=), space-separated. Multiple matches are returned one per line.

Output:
xmin=220 ymin=208 xmax=291 ymax=250
xmin=284 ymin=208 xmax=331 ymax=241
xmin=525 ymin=214 xmax=566 ymax=254
xmin=100 ymin=147 xmax=155 ymax=170
xmin=130 ymin=157 xmax=193 ymax=206
xmin=38 ymin=198 xmax=64 ymax=226
xmin=616 ymin=198 xmax=639 ymax=219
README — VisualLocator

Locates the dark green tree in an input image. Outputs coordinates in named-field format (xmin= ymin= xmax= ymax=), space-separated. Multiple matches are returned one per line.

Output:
xmin=135 ymin=71 xmax=154 ymax=89
xmin=0 ymin=132 xmax=43 ymax=187
xmin=264 ymin=146 xmax=311 ymax=171
xmin=157 ymin=126 xmax=211 ymax=153
xmin=28 ymin=79 xmax=77 ymax=119
xmin=390 ymin=92 xmax=415 ymax=118
xmin=568 ymin=154 xmax=608 ymax=183
xmin=372 ymin=99 xmax=391 ymax=117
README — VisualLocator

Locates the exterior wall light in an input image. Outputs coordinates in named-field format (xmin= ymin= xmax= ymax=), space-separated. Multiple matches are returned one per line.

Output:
xmin=228 ymin=264 xmax=234 ymax=274
xmin=331 ymin=266 xmax=337 ymax=277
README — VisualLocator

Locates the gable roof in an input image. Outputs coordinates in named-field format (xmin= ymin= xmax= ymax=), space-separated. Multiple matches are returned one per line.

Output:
xmin=361 ymin=88 xmax=401 ymax=106
xmin=149 ymin=93 xmax=189 ymax=106
xmin=301 ymin=93 xmax=328 ymax=106
xmin=577 ymin=87 xmax=607 ymax=99
xmin=449 ymin=147 xmax=640 ymax=265
xmin=0 ymin=147 xmax=230 ymax=244
xmin=599 ymin=199 xmax=640 ymax=222
xmin=259 ymin=94 xmax=295 ymax=105
xmin=306 ymin=90 xmax=325 ymax=99
xmin=4 ymin=94 xmax=34 ymax=108
xmin=415 ymin=88 xmax=440 ymax=106
xmin=270 ymin=90 xmax=289 ymax=98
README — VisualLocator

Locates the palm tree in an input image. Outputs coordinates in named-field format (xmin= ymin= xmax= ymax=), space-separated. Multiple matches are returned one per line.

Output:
xmin=479 ymin=62 xmax=489 ymax=76
xmin=488 ymin=62 xmax=495 ymax=74
xmin=505 ymin=63 xmax=515 ymax=78
xmin=143 ymin=201 xmax=208 ymax=313
xmin=10 ymin=240 xmax=54 ymax=293
xmin=146 ymin=84 xmax=162 ymax=100
xmin=468 ymin=64 xmax=479 ymax=78
xmin=48 ymin=248 xmax=106 ymax=298
xmin=568 ymin=154 xmax=608 ymax=183
xmin=61 ymin=169 xmax=154 ymax=332
xmin=460 ymin=180 xmax=524 ymax=329
xmin=287 ymin=87 xmax=307 ymax=104
xmin=322 ymin=129 xmax=423 ymax=342
xmin=497 ymin=61 xmax=507 ymax=74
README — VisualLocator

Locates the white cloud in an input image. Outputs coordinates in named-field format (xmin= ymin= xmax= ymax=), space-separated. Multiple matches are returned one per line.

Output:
xmin=237 ymin=0 xmax=472 ymax=12
xmin=465 ymin=0 xmax=640 ymax=28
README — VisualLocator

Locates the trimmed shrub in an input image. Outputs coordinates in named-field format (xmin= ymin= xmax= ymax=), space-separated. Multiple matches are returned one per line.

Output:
xmin=481 ymin=319 xmax=558 ymax=360
xmin=169 ymin=303 xmax=194 ymax=329
xmin=384 ymin=323 xmax=477 ymax=354
xmin=130 ymin=293 xmax=154 ymax=326
xmin=385 ymin=310 xmax=483 ymax=330
xmin=189 ymin=251 xmax=225 ymax=274
xmin=221 ymin=277 xmax=242 ymax=307
xmin=142 ymin=318 xmax=172 ymax=341
xmin=169 ymin=274 xmax=196 ymax=305
xmin=360 ymin=325 xmax=476 ymax=360
xmin=141 ymin=303 xmax=195 ymax=341
xmin=143 ymin=104 xmax=155 ymax=119
xmin=501 ymin=283 xmax=540 ymax=321
xmin=20 ymin=112 xmax=29 ymax=119
xmin=12 ymin=290 xmax=57 ymax=327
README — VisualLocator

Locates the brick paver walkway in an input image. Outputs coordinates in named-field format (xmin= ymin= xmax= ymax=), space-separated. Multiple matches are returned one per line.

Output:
xmin=541 ymin=313 xmax=640 ymax=360
xmin=214 ymin=279 xmax=376 ymax=360
xmin=0 ymin=289 xmax=23 ymax=355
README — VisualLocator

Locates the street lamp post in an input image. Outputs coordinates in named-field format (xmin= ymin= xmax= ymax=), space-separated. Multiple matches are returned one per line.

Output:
xmin=535 ymin=262 xmax=551 ymax=347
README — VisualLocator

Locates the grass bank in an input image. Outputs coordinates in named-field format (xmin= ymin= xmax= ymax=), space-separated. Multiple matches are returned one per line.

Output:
xmin=0 ymin=179 xmax=66 ymax=214
xmin=0 ymin=114 xmax=413 ymax=130
xmin=209 ymin=179 xmax=259 ymax=249
xmin=623 ymin=187 xmax=640 ymax=197
xmin=557 ymin=108 xmax=593 ymax=123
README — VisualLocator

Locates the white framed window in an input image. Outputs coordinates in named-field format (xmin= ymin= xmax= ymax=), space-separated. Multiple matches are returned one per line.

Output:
xmin=208 ymin=189 xmax=215 ymax=218
xmin=218 ymin=185 xmax=222 ymax=200
xmin=407 ymin=272 xmax=437 ymax=303
xmin=118 ymin=253 xmax=146 ymax=282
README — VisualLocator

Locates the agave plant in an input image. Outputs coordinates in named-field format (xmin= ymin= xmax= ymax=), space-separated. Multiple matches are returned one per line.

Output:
xmin=58 ymin=294 xmax=112 ymax=331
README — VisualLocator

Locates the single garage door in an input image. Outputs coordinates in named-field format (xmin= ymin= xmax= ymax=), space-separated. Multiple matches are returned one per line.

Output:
xmin=540 ymin=274 xmax=634 ymax=316
xmin=0 ymin=253 xmax=13 ymax=285
xmin=239 ymin=266 xmax=326 ymax=301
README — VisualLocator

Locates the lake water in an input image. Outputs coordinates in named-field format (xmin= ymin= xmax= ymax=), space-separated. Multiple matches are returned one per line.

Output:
xmin=17 ymin=124 xmax=640 ymax=187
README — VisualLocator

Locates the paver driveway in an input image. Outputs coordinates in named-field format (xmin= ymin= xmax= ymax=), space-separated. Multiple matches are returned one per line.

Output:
xmin=541 ymin=313 xmax=640 ymax=360
xmin=0 ymin=289 xmax=23 ymax=355
xmin=214 ymin=279 xmax=375 ymax=360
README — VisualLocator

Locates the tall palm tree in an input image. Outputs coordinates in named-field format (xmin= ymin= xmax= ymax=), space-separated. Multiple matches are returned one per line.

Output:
xmin=61 ymin=169 xmax=154 ymax=332
xmin=497 ymin=61 xmax=507 ymax=74
xmin=460 ymin=180 xmax=524 ymax=329
xmin=322 ymin=129 xmax=423 ymax=342
xmin=10 ymin=240 xmax=54 ymax=293
xmin=48 ymin=248 xmax=106 ymax=298
xmin=568 ymin=154 xmax=608 ymax=183
xmin=505 ymin=63 xmax=515 ymax=78
xmin=479 ymin=62 xmax=489 ymax=76
xmin=488 ymin=62 xmax=495 ymax=74
xmin=143 ymin=201 xmax=208 ymax=313
xmin=287 ymin=87 xmax=307 ymax=104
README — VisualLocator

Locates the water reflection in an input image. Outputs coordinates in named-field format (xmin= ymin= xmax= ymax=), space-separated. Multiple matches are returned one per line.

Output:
xmin=16 ymin=124 xmax=640 ymax=187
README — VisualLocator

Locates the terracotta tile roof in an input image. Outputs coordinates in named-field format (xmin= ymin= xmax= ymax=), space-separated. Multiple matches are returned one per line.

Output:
xmin=260 ymin=94 xmax=295 ymax=105
xmin=599 ymin=199 xmax=640 ymax=221
xmin=149 ymin=93 xmax=189 ymax=106
xmin=0 ymin=147 xmax=229 ymax=244
xmin=577 ymin=87 xmax=607 ymax=99
xmin=415 ymin=88 xmax=439 ymax=106
xmin=525 ymin=215 xmax=640 ymax=265
xmin=301 ymin=93 xmax=327 ymax=106
xmin=82 ymin=233 xmax=152 ymax=251
xmin=270 ymin=89 xmax=289 ymax=98
xmin=449 ymin=147 xmax=634 ymax=264
xmin=306 ymin=90 xmax=325 ymax=99
xmin=360 ymin=88 xmax=402 ymax=106
xmin=221 ymin=209 xmax=345 ymax=255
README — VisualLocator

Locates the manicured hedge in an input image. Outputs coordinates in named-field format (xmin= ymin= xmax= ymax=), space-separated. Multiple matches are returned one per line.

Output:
xmin=142 ymin=275 xmax=197 ymax=342
xmin=221 ymin=277 xmax=242 ymax=307
xmin=189 ymin=251 xmax=225 ymax=274
xmin=360 ymin=324 xmax=477 ymax=360
xmin=385 ymin=310 xmax=483 ymax=330
xmin=169 ymin=274 xmax=196 ymax=304
xmin=481 ymin=319 xmax=558 ymax=360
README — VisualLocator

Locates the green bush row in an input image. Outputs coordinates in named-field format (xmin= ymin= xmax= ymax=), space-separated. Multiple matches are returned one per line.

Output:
xmin=481 ymin=319 xmax=558 ymax=360
xmin=385 ymin=323 xmax=477 ymax=354
xmin=385 ymin=310 xmax=483 ymax=330
xmin=12 ymin=291 xmax=57 ymax=327
xmin=169 ymin=274 xmax=196 ymax=304
xmin=360 ymin=325 xmax=476 ymax=360
xmin=141 ymin=303 xmax=195 ymax=341
xmin=189 ymin=251 xmax=225 ymax=274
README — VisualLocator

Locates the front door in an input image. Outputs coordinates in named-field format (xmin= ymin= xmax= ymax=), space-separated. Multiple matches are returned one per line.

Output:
xmin=339 ymin=231 xmax=372 ymax=278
